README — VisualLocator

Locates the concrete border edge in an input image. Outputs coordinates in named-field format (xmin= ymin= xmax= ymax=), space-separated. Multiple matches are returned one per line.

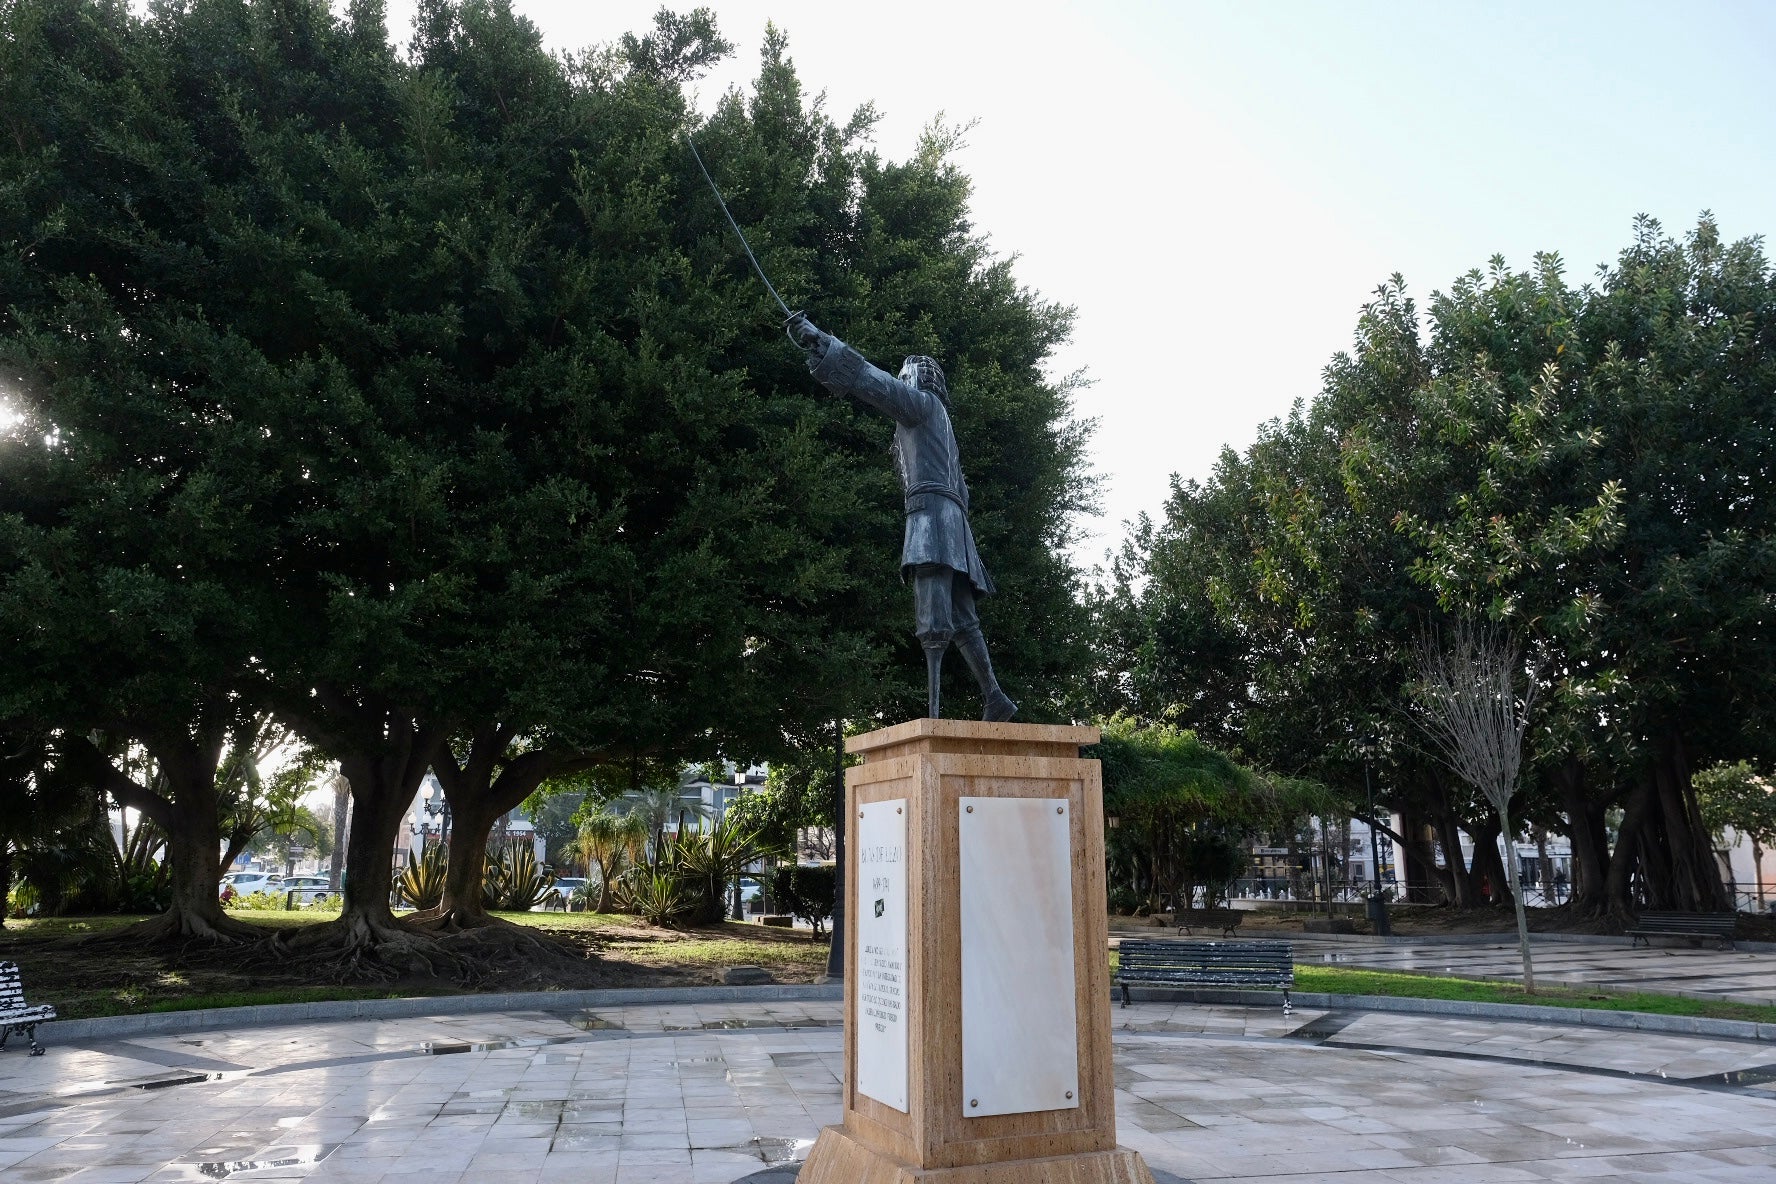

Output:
xmin=42 ymin=982 xmax=844 ymax=1042
xmin=1118 ymin=986 xmax=1776 ymax=1042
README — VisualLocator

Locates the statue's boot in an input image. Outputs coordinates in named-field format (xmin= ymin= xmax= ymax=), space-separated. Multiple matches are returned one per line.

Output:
xmin=924 ymin=641 xmax=947 ymax=719
xmin=957 ymin=629 xmax=1017 ymax=722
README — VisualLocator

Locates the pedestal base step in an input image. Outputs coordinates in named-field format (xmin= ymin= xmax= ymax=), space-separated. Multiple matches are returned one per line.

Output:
xmin=798 ymin=1125 xmax=1156 ymax=1184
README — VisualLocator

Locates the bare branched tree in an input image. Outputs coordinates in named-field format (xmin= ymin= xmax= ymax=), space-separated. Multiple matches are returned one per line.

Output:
xmin=1413 ymin=621 xmax=1540 ymax=993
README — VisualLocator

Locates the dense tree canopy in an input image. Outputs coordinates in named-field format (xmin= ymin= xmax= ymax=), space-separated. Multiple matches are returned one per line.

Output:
xmin=1098 ymin=216 xmax=1776 ymax=918
xmin=0 ymin=1 xmax=1094 ymax=960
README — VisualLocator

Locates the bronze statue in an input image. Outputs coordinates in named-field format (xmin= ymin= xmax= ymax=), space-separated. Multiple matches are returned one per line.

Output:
xmin=787 ymin=313 xmax=1016 ymax=723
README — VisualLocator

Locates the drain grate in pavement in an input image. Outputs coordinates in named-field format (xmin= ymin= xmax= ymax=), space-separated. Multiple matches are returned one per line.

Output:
xmin=1282 ymin=1011 xmax=1365 ymax=1043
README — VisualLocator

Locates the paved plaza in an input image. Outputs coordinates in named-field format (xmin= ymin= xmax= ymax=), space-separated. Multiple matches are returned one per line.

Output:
xmin=1289 ymin=934 xmax=1776 ymax=1006
xmin=2 ymin=995 xmax=1774 ymax=1184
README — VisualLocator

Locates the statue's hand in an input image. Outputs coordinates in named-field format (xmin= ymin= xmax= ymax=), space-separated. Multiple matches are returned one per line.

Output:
xmin=785 ymin=310 xmax=824 ymax=351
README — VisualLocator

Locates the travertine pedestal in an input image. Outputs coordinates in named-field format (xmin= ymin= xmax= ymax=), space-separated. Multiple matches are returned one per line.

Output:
xmin=799 ymin=720 xmax=1155 ymax=1184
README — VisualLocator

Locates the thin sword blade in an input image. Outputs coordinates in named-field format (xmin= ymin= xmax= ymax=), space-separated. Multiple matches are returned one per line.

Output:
xmin=684 ymin=133 xmax=792 ymax=319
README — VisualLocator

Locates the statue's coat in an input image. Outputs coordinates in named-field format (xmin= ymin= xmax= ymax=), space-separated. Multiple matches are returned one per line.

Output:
xmin=807 ymin=339 xmax=996 ymax=595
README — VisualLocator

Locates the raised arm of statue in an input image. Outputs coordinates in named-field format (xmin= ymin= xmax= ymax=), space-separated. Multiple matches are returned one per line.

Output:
xmin=786 ymin=312 xmax=934 ymax=427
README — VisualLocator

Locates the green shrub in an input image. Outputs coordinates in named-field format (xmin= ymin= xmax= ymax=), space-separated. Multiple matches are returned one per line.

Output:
xmin=769 ymin=864 xmax=836 ymax=935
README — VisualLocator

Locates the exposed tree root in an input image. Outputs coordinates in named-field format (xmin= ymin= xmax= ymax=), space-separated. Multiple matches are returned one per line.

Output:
xmin=406 ymin=911 xmax=591 ymax=984
xmin=87 ymin=908 xmax=268 ymax=948
xmin=252 ymin=912 xmax=480 ymax=985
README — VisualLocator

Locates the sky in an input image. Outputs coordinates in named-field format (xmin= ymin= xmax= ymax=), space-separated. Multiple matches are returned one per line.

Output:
xmin=14 ymin=1 xmax=1775 ymax=568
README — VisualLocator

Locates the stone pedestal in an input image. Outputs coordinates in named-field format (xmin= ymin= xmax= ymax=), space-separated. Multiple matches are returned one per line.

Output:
xmin=799 ymin=720 xmax=1155 ymax=1184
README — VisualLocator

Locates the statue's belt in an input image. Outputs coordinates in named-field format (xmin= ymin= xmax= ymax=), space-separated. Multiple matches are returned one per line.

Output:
xmin=903 ymin=481 xmax=969 ymax=513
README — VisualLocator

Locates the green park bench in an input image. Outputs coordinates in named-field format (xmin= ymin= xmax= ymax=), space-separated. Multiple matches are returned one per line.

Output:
xmin=1625 ymin=910 xmax=1737 ymax=950
xmin=1115 ymin=939 xmax=1294 ymax=1013
xmin=1 ymin=961 xmax=56 ymax=1056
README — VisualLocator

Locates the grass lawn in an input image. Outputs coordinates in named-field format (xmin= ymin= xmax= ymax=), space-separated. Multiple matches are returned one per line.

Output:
xmin=1106 ymin=947 xmax=1776 ymax=1026
xmin=1292 ymin=964 xmax=1776 ymax=1025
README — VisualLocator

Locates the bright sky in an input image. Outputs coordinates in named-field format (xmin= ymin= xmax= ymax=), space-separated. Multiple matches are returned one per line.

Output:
xmin=78 ymin=2 xmax=1776 ymax=568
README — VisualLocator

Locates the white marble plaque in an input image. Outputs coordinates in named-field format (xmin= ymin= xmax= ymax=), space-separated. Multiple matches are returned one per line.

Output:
xmin=959 ymin=796 xmax=1079 ymax=1117
xmin=855 ymin=798 xmax=908 ymax=1111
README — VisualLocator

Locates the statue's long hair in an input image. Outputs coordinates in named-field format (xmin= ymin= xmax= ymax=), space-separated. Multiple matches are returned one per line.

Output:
xmin=902 ymin=355 xmax=949 ymax=408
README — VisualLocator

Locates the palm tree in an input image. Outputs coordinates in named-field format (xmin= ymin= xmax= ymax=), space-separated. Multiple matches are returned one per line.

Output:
xmin=620 ymin=785 xmax=711 ymax=859
xmin=571 ymin=808 xmax=648 ymax=912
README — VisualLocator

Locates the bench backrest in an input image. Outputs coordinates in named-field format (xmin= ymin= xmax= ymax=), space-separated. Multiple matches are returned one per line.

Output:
xmin=1174 ymin=909 xmax=1241 ymax=923
xmin=1119 ymin=939 xmax=1292 ymax=977
xmin=1632 ymin=911 xmax=1737 ymax=936
xmin=0 ymin=961 xmax=27 ymax=1009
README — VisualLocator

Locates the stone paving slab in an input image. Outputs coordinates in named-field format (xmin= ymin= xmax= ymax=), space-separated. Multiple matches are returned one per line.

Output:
xmin=2 ymin=1001 xmax=1773 ymax=1182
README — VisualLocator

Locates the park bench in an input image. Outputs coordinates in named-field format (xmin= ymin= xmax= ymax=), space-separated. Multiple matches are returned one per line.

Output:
xmin=1624 ymin=910 xmax=1738 ymax=951
xmin=1115 ymin=939 xmax=1293 ymax=1013
xmin=0 ymin=961 xmax=56 ymax=1056
xmin=1173 ymin=908 xmax=1242 ymax=938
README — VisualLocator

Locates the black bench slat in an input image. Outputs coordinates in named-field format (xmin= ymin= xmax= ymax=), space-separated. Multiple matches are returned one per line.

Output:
xmin=1115 ymin=939 xmax=1294 ymax=1011
xmin=1624 ymin=911 xmax=1737 ymax=949
xmin=0 ymin=961 xmax=55 ymax=1055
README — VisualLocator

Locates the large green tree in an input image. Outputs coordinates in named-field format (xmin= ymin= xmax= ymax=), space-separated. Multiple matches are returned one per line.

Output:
xmin=1 ymin=1 xmax=1095 ymax=969
xmin=1101 ymin=217 xmax=1776 ymax=920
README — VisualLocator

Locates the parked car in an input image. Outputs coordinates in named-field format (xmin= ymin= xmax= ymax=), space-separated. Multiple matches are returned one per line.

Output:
xmin=220 ymin=871 xmax=281 ymax=898
xmin=281 ymin=875 xmax=334 ymax=906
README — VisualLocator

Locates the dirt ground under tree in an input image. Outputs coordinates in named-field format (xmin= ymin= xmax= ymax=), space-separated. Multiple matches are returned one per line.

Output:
xmin=0 ymin=911 xmax=832 ymax=1020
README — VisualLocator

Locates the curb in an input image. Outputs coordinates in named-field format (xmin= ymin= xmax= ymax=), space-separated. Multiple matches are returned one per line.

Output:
xmin=36 ymin=980 xmax=1774 ymax=1050
xmin=1117 ymin=985 xmax=1776 ymax=1042
xmin=1292 ymin=931 xmax=1776 ymax=953
xmin=41 ymin=983 xmax=844 ymax=1042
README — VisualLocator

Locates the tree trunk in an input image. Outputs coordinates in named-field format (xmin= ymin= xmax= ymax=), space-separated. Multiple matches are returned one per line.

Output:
xmin=80 ymin=732 xmax=260 ymax=942
xmin=329 ymin=774 xmax=349 ymax=895
xmin=157 ymin=788 xmax=259 ymax=939
xmin=1754 ymin=838 xmax=1767 ymax=911
xmin=1651 ymin=733 xmax=1730 ymax=912
xmin=1466 ymin=813 xmax=1508 ymax=907
xmin=826 ymin=721 xmax=846 ymax=980
xmin=1556 ymin=759 xmax=1612 ymax=916
xmin=1435 ymin=809 xmax=1473 ymax=907
xmin=435 ymin=800 xmax=499 ymax=926
xmin=421 ymin=727 xmax=591 ymax=929
xmin=1606 ymin=775 xmax=1659 ymax=919
xmin=335 ymin=749 xmax=419 ymax=932
xmin=0 ymin=845 xmax=12 ymax=928
xmin=1395 ymin=807 xmax=1440 ymax=903
xmin=1500 ymin=803 xmax=1536 ymax=993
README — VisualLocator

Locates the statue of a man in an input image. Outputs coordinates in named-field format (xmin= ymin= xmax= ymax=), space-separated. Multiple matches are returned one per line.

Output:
xmin=787 ymin=313 xmax=1017 ymax=722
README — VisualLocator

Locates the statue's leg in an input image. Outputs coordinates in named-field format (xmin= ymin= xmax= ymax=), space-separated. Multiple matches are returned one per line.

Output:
xmin=952 ymin=577 xmax=1017 ymax=722
xmin=912 ymin=565 xmax=954 ymax=719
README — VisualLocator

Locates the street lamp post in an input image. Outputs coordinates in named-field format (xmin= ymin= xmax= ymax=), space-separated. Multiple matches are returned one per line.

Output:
xmin=1362 ymin=735 xmax=1392 ymax=936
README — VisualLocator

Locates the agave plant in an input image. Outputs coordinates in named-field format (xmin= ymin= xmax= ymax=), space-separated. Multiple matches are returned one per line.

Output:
xmin=478 ymin=840 xmax=555 ymax=911
xmin=617 ymin=867 xmax=696 ymax=928
xmin=396 ymin=843 xmax=447 ymax=910
xmin=673 ymin=818 xmax=767 ymax=926
xmin=498 ymin=842 xmax=556 ymax=911
xmin=480 ymin=845 xmax=512 ymax=910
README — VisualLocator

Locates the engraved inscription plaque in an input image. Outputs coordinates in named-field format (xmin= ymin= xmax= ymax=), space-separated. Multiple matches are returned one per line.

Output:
xmin=855 ymin=798 xmax=908 ymax=1111
xmin=959 ymin=796 xmax=1079 ymax=1117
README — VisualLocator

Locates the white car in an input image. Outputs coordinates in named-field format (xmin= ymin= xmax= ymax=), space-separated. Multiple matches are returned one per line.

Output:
xmin=281 ymin=875 xmax=334 ymax=906
xmin=536 ymin=877 xmax=588 ymax=911
xmin=220 ymin=871 xmax=281 ymax=898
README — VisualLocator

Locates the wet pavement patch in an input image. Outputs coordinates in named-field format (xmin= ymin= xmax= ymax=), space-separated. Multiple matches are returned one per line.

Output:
xmin=161 ymin=1143 xmax=339 ymax=1181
